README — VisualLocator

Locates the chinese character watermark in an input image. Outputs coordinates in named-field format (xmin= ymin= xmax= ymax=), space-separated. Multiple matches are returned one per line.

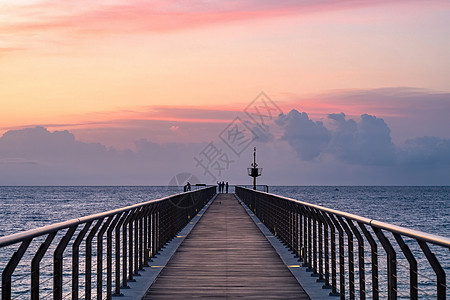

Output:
xmin=244 ymin=91 xmax=283 ymax=131
xmin=219 ymin=117 xmax=257 ymax=157
xmin=189 ymin=92 xmax=282 ymax=184
xmin=194 ymin=142 xmax=234 ymax=181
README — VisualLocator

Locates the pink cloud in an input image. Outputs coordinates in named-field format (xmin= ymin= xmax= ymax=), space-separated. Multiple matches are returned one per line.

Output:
xmin=0 ymin=47 xmax=25 ymax=56
xmin=2 ymin=0 xmax=446 ymax=39
xmin=0 ymin=105 xmax=243 ymax=146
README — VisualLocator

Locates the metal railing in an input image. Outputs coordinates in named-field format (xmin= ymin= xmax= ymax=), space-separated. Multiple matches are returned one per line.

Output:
xmin=239 ymin=185 xmax=269 ymax=193
xmin=236 ymin=186 xmax=450 ymax=300
xmin=0 ymin=186 xmax=215 ymax=299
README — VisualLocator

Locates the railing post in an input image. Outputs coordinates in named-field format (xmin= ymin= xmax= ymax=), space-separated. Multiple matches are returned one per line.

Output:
xmin=283 ymin=201 xmax=290 ymax=247
xmin=311 ymin=207 xmax=318 ymax=275
xmin=2 ymin=239 xmax=32 ymax=300
xmin=292 ymin=203 xmax=300 ymax=258
xmin=373 ymin=227 xmax=397 ymax=300
xmin=346 ymin=219 xmax=366 ymax=300
xmin=329 ymin=214 xmax=345 ymax=299
xmin=143 ymin=207 xmax=149 ymax=267
xmin=121 ymin=211 xmax=131 ymax=288
xmin=106 ymin=213 xmax=122 ymax=299
xmin=85 ymin=219 xmax=104 ymax=300
xmin=96 ymin=216 xmax=114 ymax=299
xmin=31 ymin=232 xmax=56 ymax=300
xmin=304 ymin=206 xmax=319 ymax=275
xmin=114 ymin=210 xmax=130 ymax=296
xmin=134 ymin=208 xmax=145 ymax=276
xmin=317 ymin=210 xmax=331 ymax=289
xmin=288 ymin=204 xmax=294 ymax=251
xmin=316 ymin=209 xmax=324 ymax=282
xmin=145 ymin=208 xmax=152 ymax=266
xmin=321 ymin=212 xmax=338 ymax=295
xmin=148 ymin=206 xmax=156 ymax=261
xmin=134 ymin=210 xmax=140 ymax=276
xmin=312 ymin=208 xmax=326 ymax=283
xmin=358 ymin=223 xmax=379 ymax=300
xmin=158 ymin=205 xmax=165 ymax=250
xmin=301 ymin=206 xmax=309 ymax=267
xmin=336 ymin=216 xmax=355 ymax=300
xmin=417 ymin=240 xmax=446 ymax=300
xmin=155 ymin=209 xmax=162 ymax=255
xmin=151 ymin=210 xmax=158 ymax=258
xmin=393 ymin=233 xmax=417 ymax=300
xmin=128 ymin=210 xmax=135 ymax=282
xmin=122 ymin=209 xmax=135 ymax=286
xmin=298 ymin=204 xmax=304 ymax=259
xmin=54 ymin=226 xmax=77 ymax=300
xmin=72 ymin=222 xmax=92 ymax=300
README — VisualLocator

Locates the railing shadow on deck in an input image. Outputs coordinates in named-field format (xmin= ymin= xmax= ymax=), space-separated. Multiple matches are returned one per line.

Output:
xmin=236 ymin=186 xmax=450 ymax=300
xmin=0 ymin=186 xmax=215 ymax=300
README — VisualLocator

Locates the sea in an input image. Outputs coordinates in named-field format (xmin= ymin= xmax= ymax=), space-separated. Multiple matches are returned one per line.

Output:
xmin=0 ymin=186 xmax=449 ymax=238
xmin=0 ymin=186 xmax=449 ymax=298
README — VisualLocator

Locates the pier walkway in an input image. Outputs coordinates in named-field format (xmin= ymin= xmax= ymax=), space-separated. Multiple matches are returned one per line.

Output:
xmin=144 ymin=193 xmax=309 ymax=299
xmin=1 ymin=187 xmax=449 ymax=299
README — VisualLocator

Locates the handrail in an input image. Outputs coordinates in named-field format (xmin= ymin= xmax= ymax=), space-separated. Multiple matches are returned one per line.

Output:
xmin=0 ymin=192 xmax=192 ymax=248
xmin=236 ymin=186 xmax=449 ymax=300
xmin=0 ymin=186 xmax=216 ymax=299
xmin=369 ymin=220 xmax=450 ymax=248
xmin=254 ymin=189 xmax=450 ymax=248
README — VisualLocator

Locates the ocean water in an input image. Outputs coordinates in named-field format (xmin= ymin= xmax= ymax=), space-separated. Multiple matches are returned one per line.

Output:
xmin=1 ymin=186 xmax=448 ymax=238
xmin=0 ymin=186 xmax=181 ymax=238
xmin=269 ymin=186 xmax=450 ymax=237
xmin=0 ymin=186 xmax=449 ymax=298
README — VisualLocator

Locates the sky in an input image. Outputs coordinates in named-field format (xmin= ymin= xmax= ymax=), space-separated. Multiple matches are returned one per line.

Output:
xmin=1 ymin=0 xmax=450 ymax=185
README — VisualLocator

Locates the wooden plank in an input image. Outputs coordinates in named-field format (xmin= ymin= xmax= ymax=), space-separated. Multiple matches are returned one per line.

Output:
xmin=143 ymin=194 xmax=309 ymax=299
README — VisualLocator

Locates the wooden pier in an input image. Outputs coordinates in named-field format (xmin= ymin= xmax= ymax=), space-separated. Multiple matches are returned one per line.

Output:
xmin=1 ymin=186 xmax=449 ymax=299
xmin=144 ymin=193 xmax=309 ymax=299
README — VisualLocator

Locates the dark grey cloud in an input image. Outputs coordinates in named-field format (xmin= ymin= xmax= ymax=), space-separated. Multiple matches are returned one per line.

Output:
xmin=277 ymin=109 xmax=330 ymax=160
xmin=1 ymin=118 xmax=449 ymax=186
xmin=288 ymin=87 xmax=450 ymax=143
xmin=0 ymin=127 xmax=198 ymax=185
xmin=328 ymin=113 xmax=395 ymax=165
xmin=0 ymin=126 xmax=108 ymax=162
xmin=399 ymin=136 xmax=450 ymax=165
xmin=277 ymin=109 xmax=448 ymax=169
xmin=243 ymin=121 xmax=274 ymax=143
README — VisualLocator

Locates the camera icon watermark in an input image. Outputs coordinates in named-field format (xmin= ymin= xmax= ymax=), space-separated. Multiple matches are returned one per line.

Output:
xmin=167 ymin=172 xmax=201 ymax=209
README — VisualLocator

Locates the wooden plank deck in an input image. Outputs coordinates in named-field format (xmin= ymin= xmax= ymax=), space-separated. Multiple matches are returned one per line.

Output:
xmin=143 ymin=193 xmax=309 ymax=299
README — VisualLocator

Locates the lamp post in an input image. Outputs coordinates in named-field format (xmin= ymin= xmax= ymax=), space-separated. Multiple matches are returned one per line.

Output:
xmin=247 ymin=147 xmax=262 ymax=190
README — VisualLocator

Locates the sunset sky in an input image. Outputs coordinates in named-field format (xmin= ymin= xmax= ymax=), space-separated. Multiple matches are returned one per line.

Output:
xmin=1 ymin=0 xmax=450 ymax=185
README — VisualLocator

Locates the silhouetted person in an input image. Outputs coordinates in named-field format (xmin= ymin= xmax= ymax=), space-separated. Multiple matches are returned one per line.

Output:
xmin=226 ymin=182 xmax=229 ymax=193
xmin=186 ymin=182 xmax=191 ymax=191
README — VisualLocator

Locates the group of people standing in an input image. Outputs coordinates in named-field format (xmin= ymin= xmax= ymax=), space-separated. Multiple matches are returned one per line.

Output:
xmin=217 ymin=181 xmax=228 ymax=193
